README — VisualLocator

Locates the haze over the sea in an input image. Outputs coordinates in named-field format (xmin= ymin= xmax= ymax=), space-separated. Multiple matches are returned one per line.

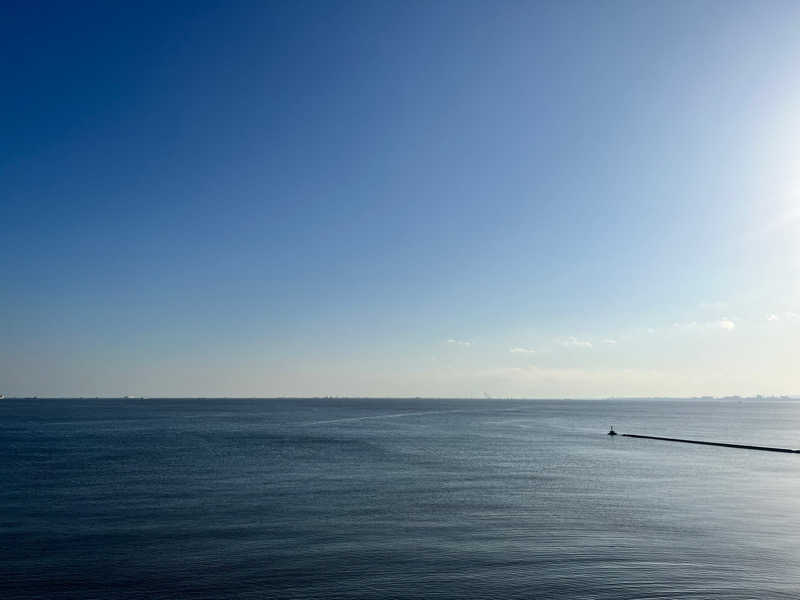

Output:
xmin=3 ymin=1 xmax=800 ymax=398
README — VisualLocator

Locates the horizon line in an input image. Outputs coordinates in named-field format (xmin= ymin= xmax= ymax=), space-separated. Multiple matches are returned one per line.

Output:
xmin=3 ymin=395 xmax=798 ymax=401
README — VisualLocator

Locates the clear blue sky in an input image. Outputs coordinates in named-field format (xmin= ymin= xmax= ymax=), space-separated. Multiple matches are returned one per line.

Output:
xmin=3 ymin=1 xmax=800 ymax=397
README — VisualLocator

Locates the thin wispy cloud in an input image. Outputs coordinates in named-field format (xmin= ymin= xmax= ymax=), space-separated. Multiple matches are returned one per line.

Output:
xmin=509 ymin=347 xmax=537 ymax=354
xmin=557 ymin=336 xmax=592 ymax=349
xmin=471 ymin=363 xmax=761 ymax=398
xmin=602 ymin=339 xmax=618 ymax=345
xmin=673 ymin=319 xmax=735 ymax=331
xmin=475 ymin=365 xmax=678 ymax=396
xmin=768 ymin=311 xmax=800 ymax=322
xmin=447 ymin=339 xmax=472 ymax=347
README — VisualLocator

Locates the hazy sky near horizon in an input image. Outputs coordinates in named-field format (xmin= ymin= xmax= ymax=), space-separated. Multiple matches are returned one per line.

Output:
xmin=3 ymin=1 xmax=800 ymax=397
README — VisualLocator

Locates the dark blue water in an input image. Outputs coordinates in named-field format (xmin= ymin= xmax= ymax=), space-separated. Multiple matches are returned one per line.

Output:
xmin=3 ymin=398 xmax=800 ymax=599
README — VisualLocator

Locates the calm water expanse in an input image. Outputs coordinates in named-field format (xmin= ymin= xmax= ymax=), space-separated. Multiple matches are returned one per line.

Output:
xmin=2 ymin=398 xmax=800 ymax=599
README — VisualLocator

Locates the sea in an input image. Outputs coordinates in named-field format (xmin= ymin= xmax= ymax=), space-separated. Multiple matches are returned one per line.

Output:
xmin=2 ymin=398 xmax=800 ymax=599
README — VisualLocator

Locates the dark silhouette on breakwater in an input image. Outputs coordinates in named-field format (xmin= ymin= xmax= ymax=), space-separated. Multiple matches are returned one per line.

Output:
xmin=621 ymin=433 xmax=799 ymax=453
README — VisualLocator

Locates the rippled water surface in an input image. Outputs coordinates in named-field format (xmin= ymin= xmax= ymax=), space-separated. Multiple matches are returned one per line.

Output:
xmin=3 ymin=398 xmax=800 ymax=598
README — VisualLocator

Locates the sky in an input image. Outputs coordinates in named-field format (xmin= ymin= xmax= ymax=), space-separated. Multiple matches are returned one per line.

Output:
xmin=2 ymin=1 xmax=800 ymax=398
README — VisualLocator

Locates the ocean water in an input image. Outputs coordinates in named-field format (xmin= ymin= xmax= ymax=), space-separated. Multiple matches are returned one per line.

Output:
xmin=2 ymin=398 xmax=800 ymax=599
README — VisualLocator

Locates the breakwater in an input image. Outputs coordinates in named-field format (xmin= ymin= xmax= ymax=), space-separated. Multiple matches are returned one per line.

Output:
xmin=622 ymin=433 xmax=799 ymax=453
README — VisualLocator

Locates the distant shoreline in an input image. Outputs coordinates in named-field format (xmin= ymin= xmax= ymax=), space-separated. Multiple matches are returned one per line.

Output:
xmin=3 ymin=395 xmax=798 ymax=401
